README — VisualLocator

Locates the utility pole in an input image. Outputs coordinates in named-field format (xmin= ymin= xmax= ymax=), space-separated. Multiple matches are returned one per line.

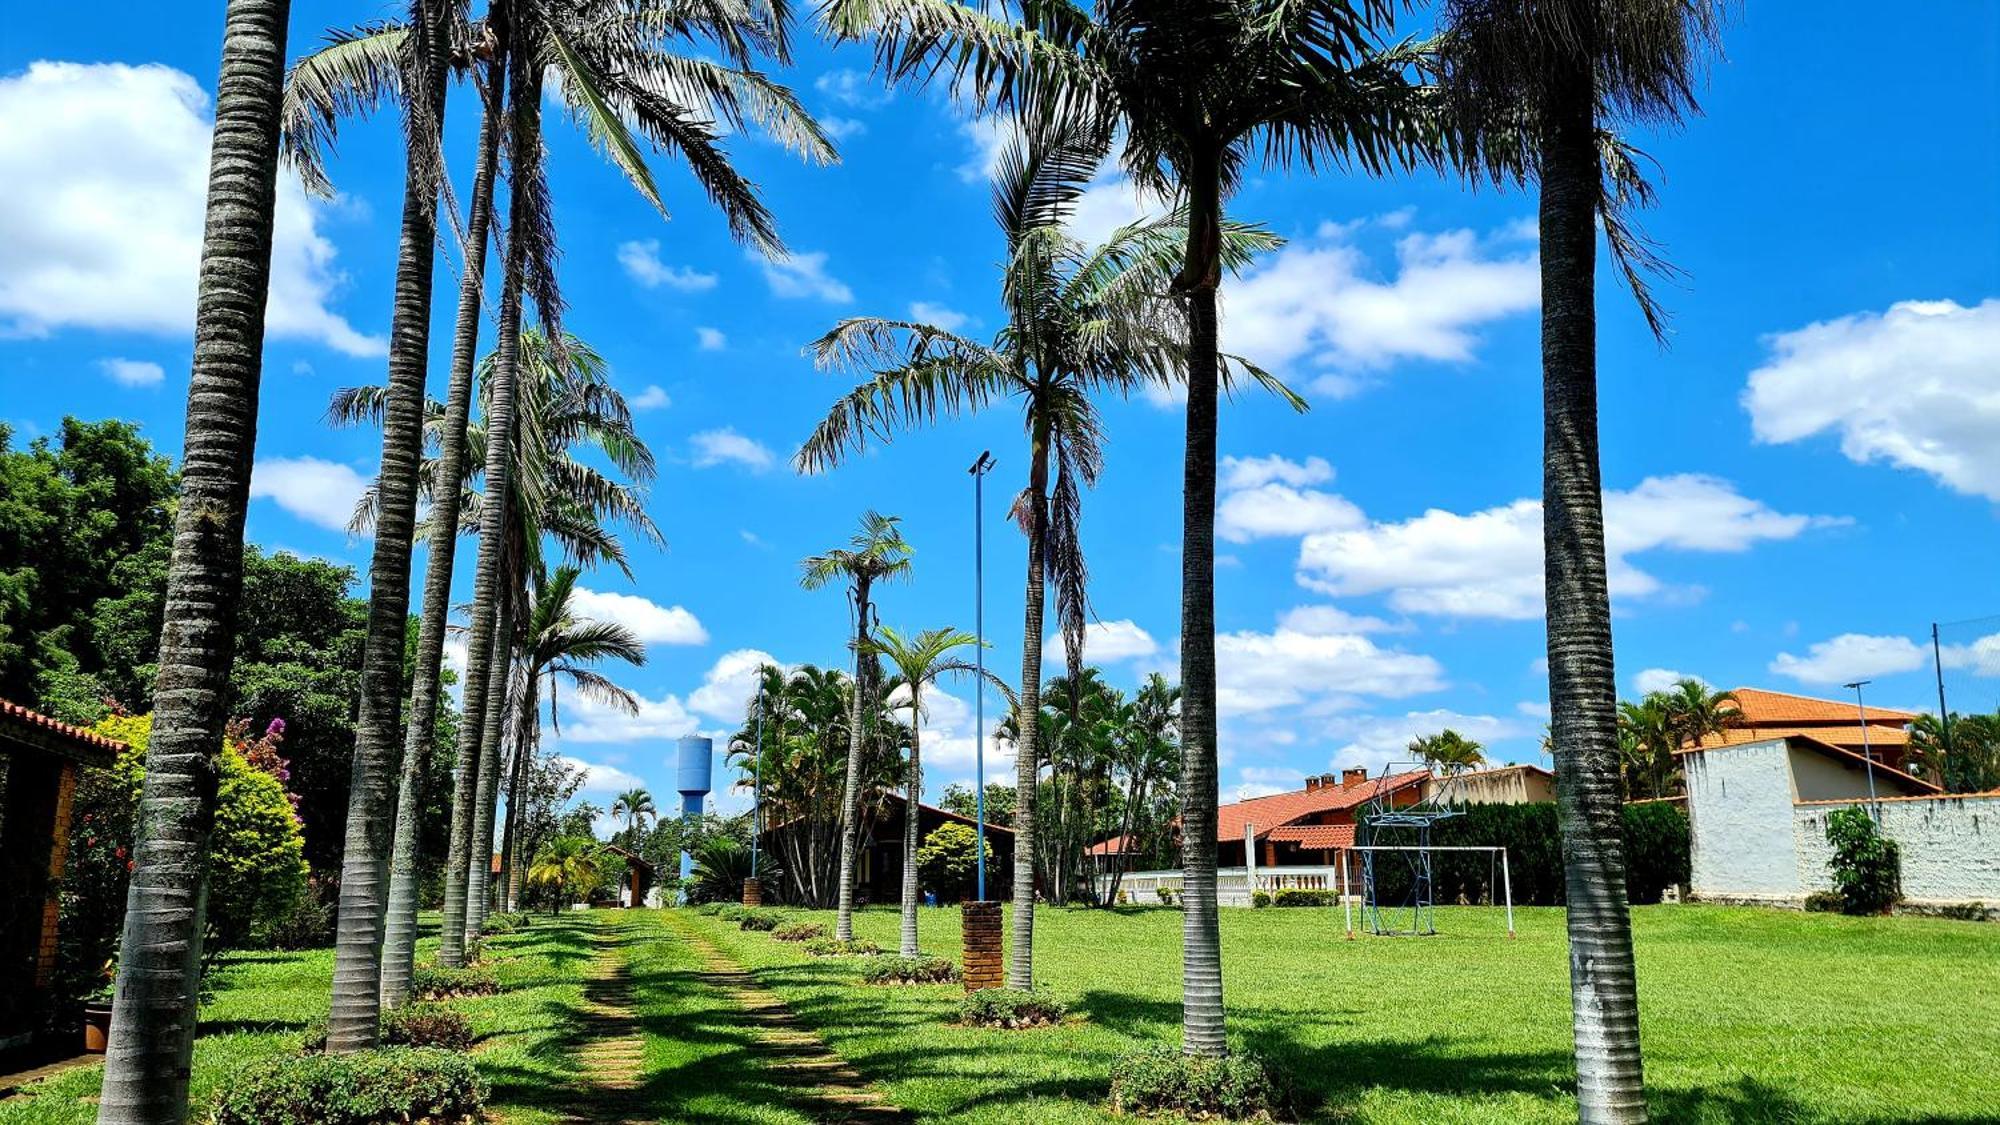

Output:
xmin=969 ymin=450 xmax=995 ymax=899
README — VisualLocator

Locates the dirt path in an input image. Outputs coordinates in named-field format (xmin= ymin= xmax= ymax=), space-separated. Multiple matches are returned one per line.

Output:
xmin=560 ymin=918 xmax=648 ymax=1124
xmin=663 ymin=912 xmax=910 ymax=1123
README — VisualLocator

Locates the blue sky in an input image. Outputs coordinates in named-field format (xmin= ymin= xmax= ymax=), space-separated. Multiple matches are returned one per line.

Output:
xmin=5 ymin=2 xmax=1999 ymax=819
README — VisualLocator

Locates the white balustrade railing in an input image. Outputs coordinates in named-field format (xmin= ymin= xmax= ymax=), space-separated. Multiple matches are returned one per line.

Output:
xmin=1099 ymin=865 xmax=1353 ymax=907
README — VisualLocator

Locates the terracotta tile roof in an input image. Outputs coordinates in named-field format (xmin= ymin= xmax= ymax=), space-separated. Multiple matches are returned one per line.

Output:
xmin=1686 ymin=724 xmax=1911 ymax=751
xmin=0 ymin=699 xmax=126 ymax=755
xmin=1676 ymin=687 xmax=1916 ymax=753
xmin=1265 ymin=823 xmax=1356 ymax=849
xmin=1216 ymin=771 xmax=1430 ymax=843
xmin=1683 ymin=731 xmax=1939 ymax=795
xmin=1726 ymin=687 xmax=1912 ymax=725
xmin=1086 ymin=834 xmax=1132 ymax=857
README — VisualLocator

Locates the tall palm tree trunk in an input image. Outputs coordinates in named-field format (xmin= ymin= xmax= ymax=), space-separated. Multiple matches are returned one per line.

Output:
xmin=501 ymin=678 xmax=538 ymax=912
xmin=466 ymin=594 xmax=517 ymax=939
xmin=833 ymin=575 xmax=873 ymax=942
xmin=899 ymin=694 xmax=922 ymax=956
xmin=1541 ymin=61 xmax=1647 ymax=1124
xmin=382 ymin=52 xmax=505 ymax=1009
xmin=1007 ymin=435 xmax=1048 ymax=989
xmin=1176 ymin=158 xmax=1226 ymax=1059
xmin=98 ymin=2 xmax=292 ymax=1119
xmin=326 ymin=2 xmax=449 ymax=1053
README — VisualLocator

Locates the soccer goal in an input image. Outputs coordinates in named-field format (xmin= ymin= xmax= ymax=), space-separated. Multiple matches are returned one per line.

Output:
xmin=1342 ymin=845 xmax=1515 ymax=939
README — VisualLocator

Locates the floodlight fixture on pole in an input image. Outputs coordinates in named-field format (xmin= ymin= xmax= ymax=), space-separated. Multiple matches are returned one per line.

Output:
xmin=969 ymin=449 xmax=995 ymax=900
xmin=1844 ymin=679 xmax=1880 ymax=812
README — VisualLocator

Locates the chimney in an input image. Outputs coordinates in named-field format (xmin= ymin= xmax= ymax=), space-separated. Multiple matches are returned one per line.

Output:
xmin=1305 ymin=774 xmax=1324 ymax=792
xmin=1342 ymin=767 xmax=1368 ymax=790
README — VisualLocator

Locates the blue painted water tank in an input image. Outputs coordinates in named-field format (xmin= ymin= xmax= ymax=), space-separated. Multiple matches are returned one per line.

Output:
xmin=675 ymin=735 xmax=713 ymax=799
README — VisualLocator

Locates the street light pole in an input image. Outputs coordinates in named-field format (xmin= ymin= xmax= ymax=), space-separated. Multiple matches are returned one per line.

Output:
xmin=970 ymin=450 xmax=995 ymax=900
xmin=1845 ymin=679 xmax=1879 ymax=813
xmin=751 ymin=687 xmax=765 ymax=874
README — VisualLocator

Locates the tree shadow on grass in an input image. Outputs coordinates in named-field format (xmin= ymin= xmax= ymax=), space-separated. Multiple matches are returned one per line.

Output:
xmin=193 ymin=1017 xmax=309 ymax=1037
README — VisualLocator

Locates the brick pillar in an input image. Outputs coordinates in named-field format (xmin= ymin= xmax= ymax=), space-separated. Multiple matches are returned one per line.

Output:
xmin=35 ymin=763 xmax=79 ymax=989
xmin=961 ymin=900 xmax=1002 ymax=992
xmin=741 ymin=877 xmax=762 ymax=908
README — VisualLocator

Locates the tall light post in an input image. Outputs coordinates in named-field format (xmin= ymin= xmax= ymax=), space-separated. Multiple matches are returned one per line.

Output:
xmin=970 ymin=449 xmax=995 ymax=900
xmin=1845 ymin=679 xmax=1879 ymax=813
xmin=751 ymin=687 xmax=765 ymax=874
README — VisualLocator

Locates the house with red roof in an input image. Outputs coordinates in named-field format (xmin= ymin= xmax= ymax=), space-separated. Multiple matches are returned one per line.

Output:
xmin=1682 ymin=687 xmax=1917 ymax=773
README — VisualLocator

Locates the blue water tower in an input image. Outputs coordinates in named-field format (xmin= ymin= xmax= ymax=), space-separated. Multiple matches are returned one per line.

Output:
xmin=675 ymin=735 xmax=713 ymax=894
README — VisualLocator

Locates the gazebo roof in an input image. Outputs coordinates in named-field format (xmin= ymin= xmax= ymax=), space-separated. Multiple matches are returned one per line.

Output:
xmin=0 ymin=699 xmax=122 ymax=767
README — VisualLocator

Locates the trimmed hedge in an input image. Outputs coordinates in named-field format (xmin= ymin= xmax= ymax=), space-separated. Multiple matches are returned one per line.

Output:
xmin=1272 ymin=888 xmax=1336 ymax=908
xmin=409 ymin=963 xmax=498 ymax=1001
xmin=773 ymin=921 xmax=827 ymax=942
xmin=861 ymin=956 xmax=959 ymax=985
xmin=211 ymin=1047 xmax=485 ymax=1124
xmin=301 ymin=1004 xmax=473 ymax=1054
xmin=738 ymin=908 xmax=787 ymax=931
xmin=801 ymin=937 xmax=881 ymax=958
xmin=1110 ymin=1043 xmax=1286 ymax=1121
xmin=1367 ymin=801 xmax=1690 ymax=907
xmin=958 ymin=987 xmax=1066 ymax=1029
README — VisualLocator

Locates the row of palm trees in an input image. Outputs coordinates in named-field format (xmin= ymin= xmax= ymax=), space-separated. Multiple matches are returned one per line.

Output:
xmin=98 ymin=0 xmax=830 ymax=1116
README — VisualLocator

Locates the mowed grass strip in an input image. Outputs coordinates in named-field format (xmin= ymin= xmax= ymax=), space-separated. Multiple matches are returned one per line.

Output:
xmin=677 ymin=903 xmax=2000 ymax=1123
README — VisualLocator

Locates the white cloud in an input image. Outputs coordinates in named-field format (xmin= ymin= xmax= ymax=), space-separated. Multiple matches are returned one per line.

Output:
xmin=1744 ymin=298 xmax=2000 ymax=500
xmin=1770 ymin=633 xmax=1929 ymax=686
xmin=616 ymin=239 xmax=717 ymax=291
xmin=910 ymin=301 xmax=971 ymax=333
xmin=1633 ymin=668 xmax=1706 ymax=696
xmin=630 ymin=385 xmax=671 ymax=411
xmin=99 ymin=358 xmax=164 ymax=387
xmin=1325 ymin=709 xmax=1525 ymax=776
xmin=690 ymin=427 xmax=775 ymax=471
xmin=956 ymin=117 xmax=1010 ymax=183
xmin=556 ymin=690 xmax=699 ymax=744
xmin=822 ymin=116 xmax=867 ymax=141
xmin=1277 ymin=605 xmax=1400 ymax=635
xmin=1225 ymin=220 xmax=1538 ymax=388
xmin=695 ymin=326 xmax=726 ymax=351
xmin=1232 ymin=765 xmax=1306 ymax=801
xmin=688 ymin=648 xmax=781 ymax=721
xmin=570 ymin=587 xmax=708 ymax=646
xmin=1217 ymin=454 xmax=1365 ymax=543
xmin=756 ymin=250 xmax=852 ymax=302
xmin=1214 ymin=625 xmax=1445 ymax=718
xmin=558 ymin=755 xmax=649 ymax=797
xmin=900 ymin=684 xmax=1015 ymax=795
xmin=249 ymin=456 xmax=368 ymax=532
xmin=1044 ymin=619 xmax=1158 ymax=663
xmin=1297 ymin=474 xmax=1841 ymax=620
xmin=0 ymin=62 xmax=380 ymax=355
xmin=815 ymin=68 xmax=889 ymax=109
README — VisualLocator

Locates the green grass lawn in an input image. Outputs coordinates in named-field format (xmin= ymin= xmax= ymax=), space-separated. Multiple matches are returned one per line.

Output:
xmin=6 ymin=905 xmax=1993 ymax=1123
xmin=678 ymin=903 xmax=2000 ymax=1124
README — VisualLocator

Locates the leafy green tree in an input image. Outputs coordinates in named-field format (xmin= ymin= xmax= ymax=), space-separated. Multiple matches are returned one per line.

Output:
xmin=939 ymin=782 xmax=1015 ymax=829
xmin=1909 ymin=713 xmax=2000 ymax=794
xmin=1410 ymin=730 xmax=1487 ymax=777
xmin=802 ymin=513 xmax=915 ymax=942
xmin=0 ymin=418 xmax=176 ymax=712
xmin=1437 ymin=0 xmax=1723 ymax=1114
xmin=526 ymin=835 xmax=603 ymax=912
xmin=916 ymin=822 xmax=993 ymax=903
xmin=1823 ymin=807 xmax=1900 ymax=915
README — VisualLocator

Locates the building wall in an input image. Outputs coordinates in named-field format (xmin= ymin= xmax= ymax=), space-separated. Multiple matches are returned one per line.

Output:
xmin=1450 ymin=768 xmax=1555 ymax=805
xmin=1688 ymin=738 xmax=2000 ymax=905
xmin=1793 ymin=796 xmax=2000 ymax=904
xmin=1686 ymin=739 xmax=1800 ymax=897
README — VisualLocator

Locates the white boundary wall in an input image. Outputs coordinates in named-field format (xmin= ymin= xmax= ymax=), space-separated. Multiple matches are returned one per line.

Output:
xmin=1686 ymin=736 xmax=2000 ymax=906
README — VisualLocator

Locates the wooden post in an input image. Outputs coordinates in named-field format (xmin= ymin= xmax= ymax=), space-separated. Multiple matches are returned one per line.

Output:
xmin=741 ymin=876 xmax=763 ymax=908
xmin=961 ymin=900 xmax=1002 ymax=992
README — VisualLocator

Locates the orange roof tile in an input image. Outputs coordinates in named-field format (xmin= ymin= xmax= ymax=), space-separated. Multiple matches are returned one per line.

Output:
xmin=1725 ymin=687 xmax=1913 ymax=725
xmin=1265 ymin=824 xmax=1356 ymax=849
xmin=0 ymin=698 xmax=126 ymax=755
xmin=1086 ymin=834 xmax=1132 ymax=857
xmin=1215 ymin=771 xmax=1430 ymax=843
xmin=1682 ymin=731 xmax=1939 ymax=795
xmin=1687 ymin=724 xmax=1910 ymax=751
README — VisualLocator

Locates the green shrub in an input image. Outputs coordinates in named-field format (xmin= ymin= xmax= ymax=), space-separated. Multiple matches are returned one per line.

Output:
xmin=212 ymin=1047 xmax=484 ymax=1124
xmin=409 ymin=963 xmax=498 ymax=1001
xmin=1273 ymin=888 xmax=1336 ymax=908
xmin=1155 ymin=888 xmax=1176 ymax=905
xmin=1804 ymin=891 xmax=1844 ymax=913
xmin=1937 ymin=902 xmax=1991 ymax=922
xmin=1250 ymin=891 xmax=1272 ymax=908
xmin=382 ymin=1004 xmax=474 ymax=1050
xmin=481 ymin=911 xmax=527 ymax=935
xmin=1622 ymin=802 xmax=1694 ymax=904
xmin=801 ymin=937 xmax=880 ymax=958
xmin=715 ymin=904 xmax=750 ymax=922
xmin=694 ymin=902 xmax=728 ymax=916
xmin=738 ymin=908 xmax=787 ymax=932
xmin=1109 ymin=1043 xmax=1286 ymax=1121
xmin=773 ymin=921 xmax=827 ymax=942
xmin=916 ymin=821 xmax=994 ymax=902
xmin=861 ymin=956 xmax=959 ymax=985
xmin=1825 ymin=806 xmax=1900 ymax=915
xmin=958 ymin=987 xmax=1067 ymax=1029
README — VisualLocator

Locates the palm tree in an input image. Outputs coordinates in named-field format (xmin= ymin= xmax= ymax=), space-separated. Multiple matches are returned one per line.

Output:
xmin=865 ymin=625 xmax=996 ymax=956
xmin=98 ymin=2 xmax=296 ymax=1119
xmin=801 ymin=512 xmax=915 ymax=942
xmin=823 ymin=0 xmax=1438 ymax=1055
xmin=279 ymin=0 xmax=456 ymax=1054
xmin=1616 ymin=697 xmax=1673 ymax=799
xmin=285 ymin=13 xmax=512 ymax=1012
xmin=1103 ymin=673 xmax=1179 ymax=906
xmin=1437 ymin=1 xmax=1723 ymax=1116
xmin=612 ymin=787 xmax=659 ymax=847
xmin=1659 ymin=679 xmax=1738 ymax=752
xmin=497 ymin=564 xmax=647 ymax=910
xmin=527 ymin=835 xmax=604 ymax=912
xmin=1410 ymin=730 xmax=1487 ymax=777
xmin=800 ymin=109 xmax=1285 ymax=988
